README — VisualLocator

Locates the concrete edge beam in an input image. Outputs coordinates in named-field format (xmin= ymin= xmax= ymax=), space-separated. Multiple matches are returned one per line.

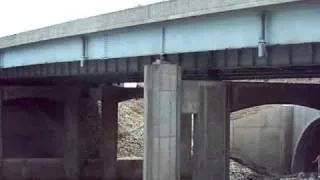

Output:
xmin=182 ymin=81 xmax=320 ymax=113
xmin=0 ymin=0 xmax=301 ymax=49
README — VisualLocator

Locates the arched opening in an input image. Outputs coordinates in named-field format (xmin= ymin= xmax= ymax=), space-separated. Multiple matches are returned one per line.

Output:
xmin=230 ymin=104 xmax=293 ymax=175
xmin=292 ymin=118 xmax=320 ymax=173
xmin=3 ymin=98 xmax=64 ymax=158
xmin=231 ymin=103 xmax=320 ymax=176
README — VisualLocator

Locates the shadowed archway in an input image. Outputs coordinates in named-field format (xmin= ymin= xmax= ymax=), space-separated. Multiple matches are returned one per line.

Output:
xmin=292 ymin=118 xmax=320 ymax=173
xmin=3 ymin=98 xmax=64 ymax=158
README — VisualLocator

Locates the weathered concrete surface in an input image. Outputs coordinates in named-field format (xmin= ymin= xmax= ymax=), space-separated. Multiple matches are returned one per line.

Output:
xmin=291 ymin=106 xmax=320 ymax=159
xmin=0 ymin=88 xmax=3 ymax=179
xmin=182 ymin=81 xmax=320 ymax=113
xmin=231 ymin=105 xmax=320 ymax=175
xmin=3 ymin=98 xmax=64 ymax=158
xmin=0 ymin=85 xmax=147 ymax=179
xmin=194 ymin=82 xmax=230 ymax=180
xmin=1 ymin=158 xmax=142 ymax=179
xmin=291 ymin=106 xmax=320 ymax=173
xmin=101 ymin=86 xmax=120 ymax=180
xmin=0 ymin=158 xmax=266 ymax=179
xmin=143 ymin=63 xmax=182 ymax=180
xmin=230 ymin=82 xmax=320 ymax=112
xmin=0 ymin=0 xmax=301 ymax=49
xmin=63 ymin=88 xmax=83 ymax=179
xmin=231 ymin=105 xmax=293 ymax=175
xmin=1 ymin=89 xmax=101 ymax=160
xmin=180 ymin=113 xmax=192 ymax=179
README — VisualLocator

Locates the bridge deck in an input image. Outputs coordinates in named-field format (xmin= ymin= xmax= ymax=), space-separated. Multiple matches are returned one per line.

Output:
xmin=1 ymin=0 xmax=319 ymax=83
xmin=0 ymin=0 xmax=300 ymax=49
xmin=2 ymin=42 xmax=320 ymax=84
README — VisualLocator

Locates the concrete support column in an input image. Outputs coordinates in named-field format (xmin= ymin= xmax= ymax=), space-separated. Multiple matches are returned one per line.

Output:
xmin=64 ymin=88 xmax=82 ymax=179
xmin=143 ymin=63 xmax=182 ymax=180
xmin=192 ymin=113 xmax=199 ymax=180
xmin=101 ymin=86 xmax=118 ymax=180
xmin=181 ymin=113 xmax=192 ymax=180
xmin=195 ymin=82 xmax=230 ymax=180
xmin=0 ymin=88 xmax=3 ymax=178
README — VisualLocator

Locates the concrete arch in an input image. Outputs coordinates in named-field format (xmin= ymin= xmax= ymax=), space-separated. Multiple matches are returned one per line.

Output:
xmin=230 ymin=82 xmax=320 ymax=112
xmin=230 ymin=104 xmax=294 ymax=175
xmin=2 ymin=97 xmax=64 ymax=158
xmin=2 ymin=86 xmax=65 ymax=102
xmin=292 ymin=116 xmax=320 ymax=173
xmin=230 ymin=104 xmax=320 ymax=175
xmin=228 ymin=82 xmax=320 ymax=173
xmin=181 ymin=81 xmax=320 ymax=114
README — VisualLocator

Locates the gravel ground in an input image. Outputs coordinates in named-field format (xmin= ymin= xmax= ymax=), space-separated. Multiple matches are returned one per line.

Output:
xmin=230 ymin=160 xmax=265 ymax=180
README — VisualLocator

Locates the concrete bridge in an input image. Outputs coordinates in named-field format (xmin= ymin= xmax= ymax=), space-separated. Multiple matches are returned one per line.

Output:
xmin=0 ymin=0 xmax=320 ymax=179
xmin=1 ymin=0 xmax=320 ymax=82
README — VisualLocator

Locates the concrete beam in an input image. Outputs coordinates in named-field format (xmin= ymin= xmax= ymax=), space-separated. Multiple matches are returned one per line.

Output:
xmin=182 ymin=81 xmax=200 ymax=113
xmin=182 ymin=81 xmax=320 ymax=113
xmin=91 ymin=87 xmax=143 ymax=102
xmin=143 ymin=63 xmax=181 ymax=180
xmin=230 ymin=82 xmax=320 ymax=111
xmin=118 ymin=87 xmax=143 ymax=101
xmin=2 ymin=86 xmax=65 ymax=102
xmin=0 ymin=0 xmax=301 ymax=49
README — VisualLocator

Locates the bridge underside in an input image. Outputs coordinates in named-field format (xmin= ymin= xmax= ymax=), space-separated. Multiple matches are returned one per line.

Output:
xmin=0 ymin=77 xmax=320 ymax=179
xmin=2 ymin=42 xmax=320 ymax=85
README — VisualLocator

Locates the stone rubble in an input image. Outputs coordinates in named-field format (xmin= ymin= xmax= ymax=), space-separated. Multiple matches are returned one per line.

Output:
xmin=230 ymin=160 xmax=265 ymax=180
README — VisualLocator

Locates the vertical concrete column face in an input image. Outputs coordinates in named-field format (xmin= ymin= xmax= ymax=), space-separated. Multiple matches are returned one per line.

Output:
xmin=192 ymin=113 xmax=200 ymax=180
xmin=196 ymin=82 xmax=230 ymax=180
xmin=180 ymin=113 xmax=192 ymax=179
xmin=143 ymin=63 xmax=182 ymax=180
xmin=64 ymin=88 xmax=81 ymax=179
xmin=101 ymin=87 xmax=118 ymax=180
xmin=0 ymin=88 xmax=3 ymax=178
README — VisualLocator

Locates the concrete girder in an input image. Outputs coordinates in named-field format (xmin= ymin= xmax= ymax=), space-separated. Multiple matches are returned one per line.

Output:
xmin=2 ymin=86 xmax=66 ymax=102
xmin=182 ymin=81 xmax=320 ymax=114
